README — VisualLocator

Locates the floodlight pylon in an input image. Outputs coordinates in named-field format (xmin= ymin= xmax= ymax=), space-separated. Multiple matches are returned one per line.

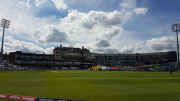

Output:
xmin=0 ymin=18 xmax=10 ymax=60
xmin=171 ymin=23 xmax=180 ymax=68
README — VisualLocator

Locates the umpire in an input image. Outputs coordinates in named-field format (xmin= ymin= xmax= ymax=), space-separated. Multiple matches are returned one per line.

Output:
xmin=170 ymin=69 xmax=172 ymax=75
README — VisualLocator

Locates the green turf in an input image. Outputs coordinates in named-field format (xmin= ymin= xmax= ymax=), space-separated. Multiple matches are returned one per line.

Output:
xmin=0 ymin=70 xmax=180 ymax=101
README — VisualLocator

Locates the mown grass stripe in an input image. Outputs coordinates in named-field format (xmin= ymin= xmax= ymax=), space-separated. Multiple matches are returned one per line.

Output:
xmin=0 ymin=70 xmax=180 ymax=101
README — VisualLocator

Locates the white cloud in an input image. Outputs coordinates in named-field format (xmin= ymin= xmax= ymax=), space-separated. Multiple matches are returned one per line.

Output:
xmin=120 ymin=0 xmax=136 ymax=12
xmin=0 ymin=0 xmax=148 ymax=55
xmin=59 ymin=10 xmax=123 ymax=45
xmin=10 ymin=17 xmax=26 ymax=35
xmin=4 ymin=36 xmax=15 ymax=42
xmin=37 ymin=25 xmax=68 ymax=45
xmin=119 ymin=0 xmax=148 ymax=23
xmin=146 ymin=35 xmax=176 ymax=51
xmin=3 ymin=39 xmax=44 ymax=54
xmin=18 ymin=0 xmax=31 ymax=9
xmin=61 ymin=10 xmax=122 ymax=27
xmin=86 ymin=10 xmax=122 ymax=27
xmin=0 ymin=0 xmax=55 ymax=42
xmin=32 ymin=29 xmax=42 ymax=40
xmin=12 ymin=40 xmax=44 ymax=53
xmin=74 ymin=42 xmax=143 ymax=54
xmin=120 ymin=45 xmax=143 ymax=53
xmin=134 ymin=8 xmax=148 ymax=15
xmin=3 ymin=36 xmax=55 ymax=54
xmin=123 ymin=12 xmax=133 ymax=22
xmin=35 ymin=0 xmax=47 ymax=6
xmin=56 ymin=9 xmax=146 ymax=54
xmin=95 ymin=40 xmax=110 ymax=47
xmin=44 ymin=47 xmax=54 ymax=54
xmin=81 ymin=19 xmax=97 ymax=29
xmin=51 ymin=0 xmax=68 ymax=10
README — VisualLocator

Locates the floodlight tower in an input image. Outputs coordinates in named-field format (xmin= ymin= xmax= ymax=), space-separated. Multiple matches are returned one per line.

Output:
xmin=171 ymin=23 xmax=180 ymax=68
xmin=0 ymin=18 xmax=10 ymax=60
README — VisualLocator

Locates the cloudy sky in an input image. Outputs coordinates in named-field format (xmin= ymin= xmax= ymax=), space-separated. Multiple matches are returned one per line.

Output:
xmin=0 ymin=0 xmax=180 ymax=54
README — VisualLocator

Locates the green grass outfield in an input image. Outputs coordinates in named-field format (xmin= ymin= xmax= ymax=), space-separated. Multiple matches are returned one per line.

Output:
xmin=0 ymin=70 xmax=180 ymax=101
